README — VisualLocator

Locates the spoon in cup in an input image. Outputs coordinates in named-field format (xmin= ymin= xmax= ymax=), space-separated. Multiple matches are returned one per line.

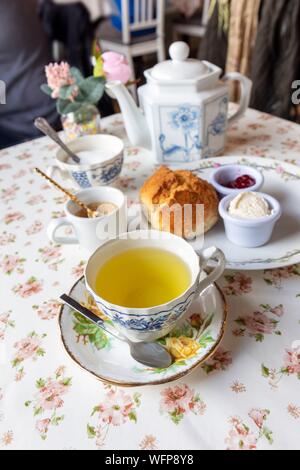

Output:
xmin=60 ymin=294 xmax=173 ymax=369
xmin=34 ymin=117 xmax=81 ymax=164
xmin=34 ymin=167 xmax=99 ymax=218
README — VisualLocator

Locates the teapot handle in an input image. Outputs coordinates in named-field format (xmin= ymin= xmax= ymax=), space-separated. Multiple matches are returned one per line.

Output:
xmin=223 ymin=72 xmax=253 ymax=125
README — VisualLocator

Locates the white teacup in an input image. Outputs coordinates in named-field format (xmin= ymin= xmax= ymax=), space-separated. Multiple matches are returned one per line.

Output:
xmin=47 ymin=187 xmax=127 ymax=256
xmin=85 ymin=230 xmax=226 ymax=342
xmin=47 ymin=134 xmax=124 ymax=188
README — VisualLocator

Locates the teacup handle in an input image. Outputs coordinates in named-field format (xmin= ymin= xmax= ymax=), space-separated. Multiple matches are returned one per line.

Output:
xmin=47 ymin=218 xmax=79 ymax=245
xmin=47 ymin=165 xmax=73 ymax=184
xmin=195 ymin=247 xmax=226 ymax=297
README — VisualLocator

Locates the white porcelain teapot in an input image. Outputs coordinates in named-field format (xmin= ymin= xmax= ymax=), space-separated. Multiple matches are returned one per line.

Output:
xmin=106 ymin=42 xmax=252 ymax=165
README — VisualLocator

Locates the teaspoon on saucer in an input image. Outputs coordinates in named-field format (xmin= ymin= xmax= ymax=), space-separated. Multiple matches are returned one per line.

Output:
xmin=60 ymin=294 xmax=173 ymax=369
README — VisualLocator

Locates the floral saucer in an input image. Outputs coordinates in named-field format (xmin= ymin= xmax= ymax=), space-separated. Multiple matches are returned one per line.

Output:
xmin=58 ymin=274 xmax=227 ymax=387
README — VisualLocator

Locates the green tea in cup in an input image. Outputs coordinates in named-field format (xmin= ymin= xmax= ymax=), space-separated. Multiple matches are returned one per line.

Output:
xmin=95 ymin=248 xmax=191 ymax=308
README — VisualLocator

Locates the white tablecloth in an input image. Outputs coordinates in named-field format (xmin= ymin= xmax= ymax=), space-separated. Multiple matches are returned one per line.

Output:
xmin=1 ymin=109 xmax=300 ymax=450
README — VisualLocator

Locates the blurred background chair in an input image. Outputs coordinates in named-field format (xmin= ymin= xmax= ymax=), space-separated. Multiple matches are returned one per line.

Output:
xmin=172 ymin=0 xmax=210 ymax=42
xmin=97 ymin=0 xmax=166 ymax=99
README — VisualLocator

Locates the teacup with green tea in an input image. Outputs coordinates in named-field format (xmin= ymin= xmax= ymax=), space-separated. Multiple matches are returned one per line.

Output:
xmin=85 ymin=230 xmax=226 ymax=342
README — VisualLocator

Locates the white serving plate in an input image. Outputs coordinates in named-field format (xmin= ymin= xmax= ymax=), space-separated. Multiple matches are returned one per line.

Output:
xmin=192 ymin=156 xmax=300 ymax=270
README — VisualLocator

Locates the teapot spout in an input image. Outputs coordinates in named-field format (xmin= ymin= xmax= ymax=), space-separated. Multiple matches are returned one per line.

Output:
xmin=105 ymin=81 xmax=151 ymax=149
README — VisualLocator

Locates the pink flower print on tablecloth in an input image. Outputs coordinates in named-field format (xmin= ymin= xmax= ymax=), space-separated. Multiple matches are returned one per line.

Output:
xmin=201 ymin=349 xmax=232 ymax=374
xmin=225 ymin=410 xmax=273 ymax=450
xmin=26 ymin=221 xmax=43 ymax=235
xmin=287 ymin=404 xmax=300 ymax=419
xmin=0 ymin=163 xmax=12 ymax=171
xmin=0 ymin=232 xmax=16 ymax=245
xmin=230 ymin=381 xmax=246 ymax=394
xmin=262 ymin=344 xmax=300 ymax=389
xmin=139 ymin=435 xmax=158 ymax=450
xmin=264 ymin=265 xmax=300 ymax=289
xmin=32 ymin=299 xmax=62 ymax=320
xmin=16 ymin=151 xmax=31 ymax=160
xmin=4 ymin=211 xmax=25 ymax=225
xmin=223 ymin=272 xmax=253 ymax=296
xmin=38 ymin=245 xmax=64 ymax=271
xmin=1 ymin=184 xmax=19 ymax=203
xmin=12 ymin=169 xmax=27 ymax=179
xmin=0 ymin=254 xmax=26 ymax=275
xmin=25 ymin=367 xmax=72 ymax=440
xmin=71 ymin=261 xmax=86 ymax=279
xmin=26 ymin=195 xmax=46 ymax=206
xmin=12 ymin=332 xmax=46 ymax=381
xmin=1 ymin=431 xmax=14 ymax=447
xmin=284 ymin=346 xmax=300 ymax=375
xmin=13 ymin=277 xmax=43 ymax=298
xmin=87 ymin=387 xmax=141 ymax=448
xmin=0 ymin=311 xmax=14 ymax=342
xmin=160 ymin=384 xmax=206 ymax=424
xmin=225 ymin=417 xmax=257 ymax=450
xmin=233 ymin=304 xmax=283 ymax=342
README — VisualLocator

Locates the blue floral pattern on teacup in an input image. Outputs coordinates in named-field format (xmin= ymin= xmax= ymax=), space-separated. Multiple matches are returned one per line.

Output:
xmin=93 ymin=291 xmax=196 ymax=332
xmin=71 ymin=155 xmax=123 ymax=188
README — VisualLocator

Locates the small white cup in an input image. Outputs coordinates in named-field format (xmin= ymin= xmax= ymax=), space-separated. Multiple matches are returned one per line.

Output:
xmin=47 ymin=134 xmax=124 ymax=189
xmin=47 ymin=187 xmax=127 ymax=256
xmin=219 ymin=192 xmax=282 ymax=247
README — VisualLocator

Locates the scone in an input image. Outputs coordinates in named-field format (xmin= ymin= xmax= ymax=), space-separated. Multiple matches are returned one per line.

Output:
xmin=140 ymin=166 xmax=219 ymax=239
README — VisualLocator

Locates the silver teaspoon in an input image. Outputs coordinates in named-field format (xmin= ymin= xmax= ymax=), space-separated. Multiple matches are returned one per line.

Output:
xmin=34 ymin=117 xmax=81 ymax=164
xmin=60 ymin=294 xmax=173 ymax=369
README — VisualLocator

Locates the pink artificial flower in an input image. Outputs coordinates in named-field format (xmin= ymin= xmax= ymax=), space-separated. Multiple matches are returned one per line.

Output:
xmin=102 ymin=52 xmax=131 ymax=84
xmin=45 ymin=62 xmax=76 ymax=99
xmin=248 ymin=409 xmax=268 ymax=429
xmin=13 ymin=335 xmax=41 ymax=362
xmin=284 ymin=346 xmax=300 ymax=374
xmin=244 ymin=312 xmax=276 ymax=335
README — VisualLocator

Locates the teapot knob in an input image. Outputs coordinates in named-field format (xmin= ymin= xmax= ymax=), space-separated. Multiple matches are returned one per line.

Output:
xmin=169 ymin=41 xmax=190 ymax=62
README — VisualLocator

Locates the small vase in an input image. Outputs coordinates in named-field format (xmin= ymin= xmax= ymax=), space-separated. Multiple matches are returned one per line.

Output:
xmin=61 ymin=104 xmax=101 ymax=141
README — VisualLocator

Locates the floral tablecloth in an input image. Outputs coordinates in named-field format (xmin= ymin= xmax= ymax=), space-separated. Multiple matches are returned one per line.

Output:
xmin=1 ymin=108 xmax=300 ymax=450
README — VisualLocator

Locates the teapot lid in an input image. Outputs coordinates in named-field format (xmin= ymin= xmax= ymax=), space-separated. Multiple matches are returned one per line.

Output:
xmin=150 ymin=42 xmax=209 ymax=81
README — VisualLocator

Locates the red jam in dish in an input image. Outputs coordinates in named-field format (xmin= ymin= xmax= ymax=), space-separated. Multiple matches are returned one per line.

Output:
xmin=225 ymin=174 xmax=256 ymax=189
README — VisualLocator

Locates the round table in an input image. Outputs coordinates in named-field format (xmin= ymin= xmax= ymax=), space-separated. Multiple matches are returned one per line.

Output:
xmin=0 ymin=108 xmax=300 ymax=450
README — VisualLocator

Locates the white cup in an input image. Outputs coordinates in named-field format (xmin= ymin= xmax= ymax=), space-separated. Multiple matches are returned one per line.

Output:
xmin=47 ymin=187 xmax=127 ymax=256
xmin=47 ymin=134 xmax=124 ymax=188
xmin=85 ymin=230 xmax=226 ymax=342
